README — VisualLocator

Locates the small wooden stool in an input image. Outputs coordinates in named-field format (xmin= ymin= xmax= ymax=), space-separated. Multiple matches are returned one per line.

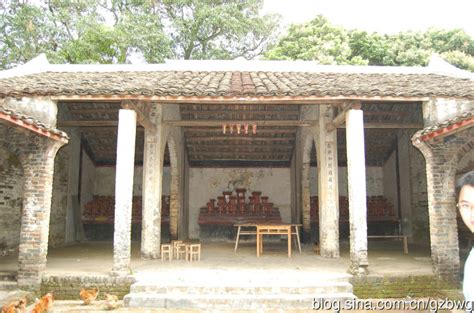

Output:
xmin=186 ymin=244 xmax=201 ymax=261
xmin=160 ymin=244 xmax=172 ymax=261
xmin=176 ymin=243 xmax=187 ymax=260
xmin=171 ymin=240 xmax=183 ymax=259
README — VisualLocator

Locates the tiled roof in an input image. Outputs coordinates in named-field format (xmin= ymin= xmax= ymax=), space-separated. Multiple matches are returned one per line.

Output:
xmin=0 ymin=70 xmax=473 ymax=99
xmin=0 ymin=106 xmax=69 ymax=141
xmin=412 ymin=110 xmax=473 ymax=141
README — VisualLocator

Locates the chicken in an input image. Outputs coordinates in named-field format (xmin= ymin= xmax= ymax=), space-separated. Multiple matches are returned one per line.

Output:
xmin=104 ymin=294 xmax=119 ymax=310
xmin=79 ymin=287 xmax=99 ymax=305
xmin=30 ymin=293 xmax=53 ymax=313
xmin=1 ymin=302 xmax=16 ymax=313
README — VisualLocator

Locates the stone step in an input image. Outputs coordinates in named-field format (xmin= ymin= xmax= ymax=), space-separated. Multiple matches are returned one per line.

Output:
xmin=124 ymin=292 xmax=356 ymax=309
xmin=0 ymin=272 xmax=16 ymax=282
xmin=130 ymin=282 xmax=353 ymax=295
xmin=0 ymin=281 xmax=18 ymax=291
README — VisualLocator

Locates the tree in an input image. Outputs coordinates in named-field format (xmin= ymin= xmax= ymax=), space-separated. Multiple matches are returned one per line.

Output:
xmin=265 ymin=16 xmax=474 ymax=72
xmin=0 ymin=0 xmax=279 ymax=69
xmin=265 ymin=15 xmax=366 ymax=65
xmin=158 ymin=0 xmax=279 ymax=60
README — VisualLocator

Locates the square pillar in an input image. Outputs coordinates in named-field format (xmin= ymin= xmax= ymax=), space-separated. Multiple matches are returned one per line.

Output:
xmin=141 ymin=126 xmax=165 ymax=259
xmin=315 ymin=105 xmax=340 ymax=258
xmin=346 ymin=108 xmax=369 ymax=275
xmin=18 ymin=142 xmax=64 ymax=290
xmin=112 ymin=109 xmax=137 ymax=275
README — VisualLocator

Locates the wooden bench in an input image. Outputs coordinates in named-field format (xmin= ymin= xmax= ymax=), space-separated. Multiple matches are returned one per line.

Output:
xmin=234 ymin=223 xmax=302 ymax=254
xmin=367 ymin=235 xmax=409 ymax=254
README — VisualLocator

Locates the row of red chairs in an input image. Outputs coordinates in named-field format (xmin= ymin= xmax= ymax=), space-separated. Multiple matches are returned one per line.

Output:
xmin=310 ymin=196 xmax=397 ymax=218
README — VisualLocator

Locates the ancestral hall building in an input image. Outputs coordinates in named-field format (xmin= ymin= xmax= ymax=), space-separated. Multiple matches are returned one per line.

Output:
xmin=0 ymin=55 xmax=472 ymax=290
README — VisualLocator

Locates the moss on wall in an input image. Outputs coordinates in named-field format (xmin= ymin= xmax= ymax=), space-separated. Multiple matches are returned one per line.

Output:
xmin=41 ymin=275 xmax=134 ymax=300
xmin=351 ymin=276 xmax=461 ymax=299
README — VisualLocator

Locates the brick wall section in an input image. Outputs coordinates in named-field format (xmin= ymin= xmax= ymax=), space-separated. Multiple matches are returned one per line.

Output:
xmin=412 ymin=126 xmax=474 ymax=282
xmin=0 ymin=147 xmax=23 ymax=253
xmin=49 ymin=146 xmax=70 ymax=247
xmin=41 ymin=275 xmax=134 ymax=300
xmin=0 ymin=123 xmax=66 ymax=290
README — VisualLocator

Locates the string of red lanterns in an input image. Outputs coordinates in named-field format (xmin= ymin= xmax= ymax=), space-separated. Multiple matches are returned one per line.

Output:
xmin=222 ymin=123 xmax=257 ymax=135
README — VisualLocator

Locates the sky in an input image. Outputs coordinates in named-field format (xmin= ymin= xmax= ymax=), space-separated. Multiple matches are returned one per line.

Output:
xmin=262 ymin=0 xmax=474 ymax=37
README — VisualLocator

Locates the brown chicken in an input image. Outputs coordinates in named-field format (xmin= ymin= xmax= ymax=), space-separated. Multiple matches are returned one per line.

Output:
xmin=104 ymin=294 xmax=119 ymax=310
xmin=30 ymin=293 xmax=53 ymax=313
xmin=79 ymin=287 xmax=99 ymax=305
xmin=1 ymin=298 xmax=25 ymax=313
xmin=1 ymin=301 xmax=16 ymax=313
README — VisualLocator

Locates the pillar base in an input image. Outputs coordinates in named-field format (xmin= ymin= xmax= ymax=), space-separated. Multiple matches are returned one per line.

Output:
xmin=141 ymin=251 xmax=160 ymax=260
xmin=17 ymin=279 xmax=42 ymax=292
xmin=110 ymin=267 xmax=132 ymax=277
xmin=349 ymin=265 xmax=369 ymax=277
xmin=320 ymin=249 xmax=340 ymax=259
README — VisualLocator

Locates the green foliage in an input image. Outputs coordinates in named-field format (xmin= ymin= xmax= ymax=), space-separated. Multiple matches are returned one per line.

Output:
xmin=0 ymin=0 xmax=279 ymax=68
xmin=265 ymin=16 xmax=474 ymax=72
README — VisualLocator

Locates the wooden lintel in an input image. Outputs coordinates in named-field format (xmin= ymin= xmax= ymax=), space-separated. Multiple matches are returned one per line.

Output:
xmin=337 ymin=123 xmax=423 ymax=129
xmin=121 ymin=100 xmax=155 ymax=130
xmin=180 ymin=109 xmax=300 ymax=115
xmin=51 ymin=95 xmax=430 ymax=104
xmin=68 ymin=108 xmax=119 ymax=115
xmin=188 ymin=144 xmax=293 ymax=150
xmin=326 ymin=101 xmax=359 ymax=132
xmin=184 ymin=128 xmax=296 ymax=134
xmin=58 ymin=120 xmax=119 ymax=127
xmin=164 ymin=120 xmax=316 ymax=127
xmin=363 ymin=111 xmax=410 ymax=117
xmin=59 ymin=120 xmax=422 ymax=129
xmin=186 ymin=136 xmax=295 ymax=141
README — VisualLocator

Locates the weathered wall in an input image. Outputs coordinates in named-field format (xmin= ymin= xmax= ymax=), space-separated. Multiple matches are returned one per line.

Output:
xmin=383 ymin=152 xmax=399 ymax=214
xmin=79 ymin=150 xmax=95 ymax=213
xmin=398 ymin=131 xmax=413 ymax=237
xmin=93 ymin=166 xmax=171 ymax=196
xmin=49 ymin=145 xmax=70 ymax=247
xmin=410 ymin=143 xmax=429 ymax=244
xmin=188 ymin=167 xmax=291 ymax=239
xmin=422 ymin=98 xmax=473 ymax=127
xmin=309 ymin=166 xmax=385 ymax=197
xmin=456 ymin=148 xmax=474 ymax=177
xmin=0 ymin=147 xmax=23 ymax=253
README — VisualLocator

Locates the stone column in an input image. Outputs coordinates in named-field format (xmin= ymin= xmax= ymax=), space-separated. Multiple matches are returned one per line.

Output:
xmin=315 ymin=105 xmax=340 ymax=258
xmin=18 ymin=141 xmax=64 ymax=290
xmin=141 ymin=128 xmax=164 ymax=259
xmin=346 ymin=108 xmax=369 ymax=275
xmin=412 ymin=135 xmax=464 ymax=282
xmin=301 ymin=161 xmax=311 ymax=236
xmin=112 ymin=109 xmax=137 ymax=274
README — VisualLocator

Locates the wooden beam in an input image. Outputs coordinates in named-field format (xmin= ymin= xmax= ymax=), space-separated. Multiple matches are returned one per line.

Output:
xmin=52 ymin=95 xmax=430 ymax=103
xmin=59 ymin=120 xmax=423 ymax=129
xmin=326 ymin=101 xmax=359 ymax=132
xmin=188 ymin=144 xmax=293 ymax=150
xmin=180 ymin=109 xmax=300 ymax=116
xmin=364 ymin=111 xmax=410 ymax=117
xmin=164 ymin=120 xmax=316 ymax=127
xmin=186 ymin=136 xmax=295 ymax=142
xmin=184 ymin=128 xmax=296 ymax=134
xmin=189 ymin=160 xmax=290 ymax=168
xmin=68 ymin=108 xmax=119 ymax=114
xmin=58 ymin=120 xmax=119 ymax=127
xmin=122 ymin=100 xmax=155 ymax=130
xmin=190 ymin=150 xmax=290 ymax=155
xmin=338 ymin=123 xmax=423 ymax=129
